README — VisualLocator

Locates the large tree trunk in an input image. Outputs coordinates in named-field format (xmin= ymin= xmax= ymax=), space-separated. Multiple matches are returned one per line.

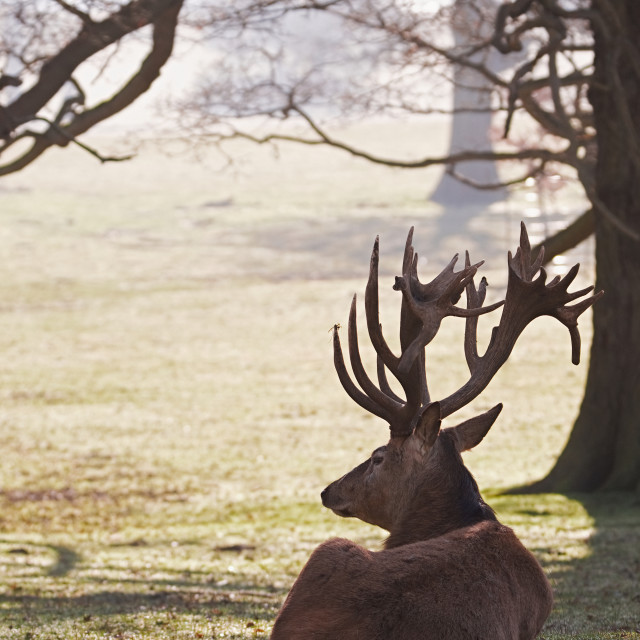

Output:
xmin=531 ymin=0 xmax=640 ymax=492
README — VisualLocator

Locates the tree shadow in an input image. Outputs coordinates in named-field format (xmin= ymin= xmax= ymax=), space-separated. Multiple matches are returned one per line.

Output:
xmin=47 ymin=544 xmax=82 ymax=577
xmin=553 ymin=493 xmax=640 ymax=635
xmin=0 ymin=584 xmax=279 ymax=620
xmin=506 ymin=492 xmax=640 ymax=637
xmin=245 ymin=210 xmax=509 ymax=283
xmin=431 ymin=204 xmax=506 ymax=259
xmin=0 ymin=537 xmax=282 ymax=636
xmin=0 ymin=541 xmax=81 ymax=577
xmin=0 ymin=570 xmax=281 ymax=639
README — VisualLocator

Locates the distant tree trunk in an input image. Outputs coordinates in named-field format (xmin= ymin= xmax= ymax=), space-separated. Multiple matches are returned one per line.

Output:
xmin=430 ymin=0 xmax=506 ymax=206
xmin=430 ymin=66 xmax=504 ymax=205
xmin=531 ymin=0 xmax=640 ymax=492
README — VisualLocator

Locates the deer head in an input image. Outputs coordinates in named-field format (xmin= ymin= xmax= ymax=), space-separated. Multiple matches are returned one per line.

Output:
xmin=321 ymin=224 xmax=602 ymax=544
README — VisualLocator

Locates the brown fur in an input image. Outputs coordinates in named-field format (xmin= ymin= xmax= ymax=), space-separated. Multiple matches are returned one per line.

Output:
xmin=272 ymin=521 xmax=552 ymax=640
xmin=270 ymin=423 xmax=553 ymax=640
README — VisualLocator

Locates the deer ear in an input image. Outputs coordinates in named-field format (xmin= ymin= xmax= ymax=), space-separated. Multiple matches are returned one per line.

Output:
xmin=450 ymin=404 xmax=503 ymax=452
xmin=413 ymin=401 xmax=442 ymax=451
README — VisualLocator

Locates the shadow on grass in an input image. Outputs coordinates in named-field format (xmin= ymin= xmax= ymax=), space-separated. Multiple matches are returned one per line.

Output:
xmin=0 ymin=539 xmax=282 ymax=635
xmin=552 ymin=493 xmax=640 ymax=637
xmin=0 ymin=578 xmax=281 ymax=640
xmin=47 ymin=545 xmax=82 ymax=577
xmin=505 ymin=492 xmax=640 ymax=638
xmin=3 ymin=494 xmax=637 ymax=637
xmin=248 ymin=212 xmax=509 ymax=282
xmin=0 ymin=541 xmax=81 ymax=579
xmin=0 ymin=584 xmax=279 ymax=620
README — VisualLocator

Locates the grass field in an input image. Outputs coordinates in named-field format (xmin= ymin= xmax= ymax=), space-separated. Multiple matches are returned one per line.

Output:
xmin=0 ymin=127 xmax=638 ymax=639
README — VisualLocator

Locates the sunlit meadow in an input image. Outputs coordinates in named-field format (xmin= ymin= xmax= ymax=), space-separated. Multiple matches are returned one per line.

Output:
xmin=0 ymin=123 xmax=637 ymax=638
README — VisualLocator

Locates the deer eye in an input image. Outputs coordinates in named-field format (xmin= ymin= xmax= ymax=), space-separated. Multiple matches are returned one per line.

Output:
xmin=371 ymin=454 xmax=384 ymax=466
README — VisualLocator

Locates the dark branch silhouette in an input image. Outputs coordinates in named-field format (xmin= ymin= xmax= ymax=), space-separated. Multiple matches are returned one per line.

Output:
xmin=0 ymin=0 xmax=184 ymax=176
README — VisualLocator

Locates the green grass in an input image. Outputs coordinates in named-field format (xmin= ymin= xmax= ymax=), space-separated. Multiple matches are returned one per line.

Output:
xmin=0 ymin=128 xmax=638 ymax=638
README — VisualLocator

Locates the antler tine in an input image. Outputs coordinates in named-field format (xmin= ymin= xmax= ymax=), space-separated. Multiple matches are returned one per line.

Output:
xmin=365 ymin=236 xmax=401 ymax=373
xmin=393 ymin=252 xmax=504 ymax=376
xmin=402 ymin=226 xmax=415 ymax=274
xmin=463 ymin=251 xmax=493 ymax=375
xmin=330 ymin=236 xmax=423 ymax=437
xmin=377 ymin=355 xmax=405 ymax=404
xmin=439 ymin=221 xmax=604 ymax=418
xmin=347 ymin=295 xmax=404 ymax=415
xmin=552 ymin=286 xmax=604 ymax=364
xmin=509 ymin=221 xmax=545 ymax=281
xmin=332 ymin=324 xmax=392 ymax=423
xmin=364 ymin=237 xmax=423 ymax=423
xmin=398 ymin=228 xmax=430 ymax=407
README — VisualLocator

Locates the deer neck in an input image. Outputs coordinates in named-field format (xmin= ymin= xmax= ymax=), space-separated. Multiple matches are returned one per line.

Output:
xmin=385 ymin=434 xmax=496 ymax=549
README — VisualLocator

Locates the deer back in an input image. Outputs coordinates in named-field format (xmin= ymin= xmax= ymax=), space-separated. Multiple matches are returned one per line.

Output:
xmin=271 ymin=521 xmax=552 ymax=640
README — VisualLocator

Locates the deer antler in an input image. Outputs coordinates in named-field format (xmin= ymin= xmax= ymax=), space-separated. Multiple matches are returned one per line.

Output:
xmin=333 ymin=236 xmax=420 ymax=434
xmin=334 ymin=228 xmax=504 ymax=437
xmin=440 ymin=222 xmax=603 ymax=417
xmin=333 ymin=223 xmax=603 ymax=437
xmin=392 ymin=233 xmax=504 ymax=376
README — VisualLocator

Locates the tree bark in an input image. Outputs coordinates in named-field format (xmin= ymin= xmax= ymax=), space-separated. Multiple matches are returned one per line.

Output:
xmin=530 ymin=0 xmax=640 ymax=492
xmin=534 ymin=209 xmax=595 ymax=266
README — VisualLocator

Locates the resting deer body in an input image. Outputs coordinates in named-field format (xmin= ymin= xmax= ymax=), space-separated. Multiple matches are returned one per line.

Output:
xmin=270 ymin=225 xmax=601 ymax=640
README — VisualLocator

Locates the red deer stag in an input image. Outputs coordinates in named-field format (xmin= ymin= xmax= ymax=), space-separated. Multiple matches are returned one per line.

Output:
xmin=270 ymin=223 xmax=602 ymax=640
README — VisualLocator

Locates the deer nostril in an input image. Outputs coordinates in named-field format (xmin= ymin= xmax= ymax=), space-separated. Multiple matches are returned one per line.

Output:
xmin=320 ymin=488 xmax=328 ymax=504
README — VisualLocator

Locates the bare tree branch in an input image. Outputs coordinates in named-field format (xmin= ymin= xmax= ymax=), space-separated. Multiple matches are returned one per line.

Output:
xmin=215 ymin=108 xmax=562 ymax=171
xmin=3 ymin=0 xmax=183 ymax=139
xmin=534 ymin=208 xmax=595 ymax=264
xmin=0 ymin=0 xmax=184 ymax=177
